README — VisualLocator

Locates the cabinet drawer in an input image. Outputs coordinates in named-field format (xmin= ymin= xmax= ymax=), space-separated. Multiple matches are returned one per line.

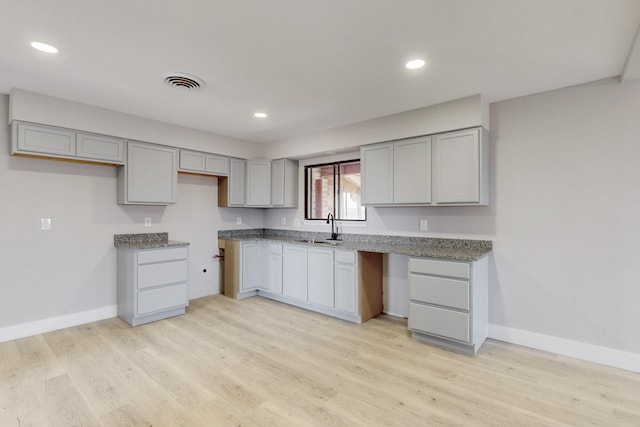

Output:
xmin=335 ymin=249 xmax=355 ymax=264
xmin=138 ymin=247 xmax=188 ymax=264
xmin=138 ymin=260 xmax=188 ymax=289
xmin=409 ymin=303 xmax=470 ymax=343
xmin=137 ymin=283 xmax=187 ymax=315
xmin=409 ymin=258 xmax=469 ymax=279
xmin=409 ymin=274 xmax=469 ymax=310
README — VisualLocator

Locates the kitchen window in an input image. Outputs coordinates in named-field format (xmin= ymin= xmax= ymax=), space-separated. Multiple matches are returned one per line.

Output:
xmin=305 ymin=160 xmax=366 ymax=221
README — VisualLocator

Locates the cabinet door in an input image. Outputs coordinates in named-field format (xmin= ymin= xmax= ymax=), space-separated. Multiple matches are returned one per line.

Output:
xmin=179 ymin=150 xmax=206 ymax=172
xmin=15 ymin=122 xmax=76 ymax=156
xmin=255 ymin=242 xmax=271 ymax=290
xmin=394 ymin=137 xmax=431 ymax=204
xmin=241 ymin=243 xmax=257 ymax=290
xmin=434 ymin=128 xmax=480 ymax=204
xmin=205 ymin=154 xmax=229 ymax=176
xmin=361 ymin=143 xmax=394 ymax=205
xmin=123 ymin=142 xmax=177 ymax=204
xmin=335 ymin=252 xmax=357 ymax=314
xmin=271 ymin=159 xmax=285 ymax=206
xmin=246 ymin=160 xmax=272 ymax=206
xmin=283 ymin=245 xmax=307 ymax=301
xmin=307 ymin=248 xmax=334 ymax=308
xmin=269 ymin=244 xmax=283 ymax=294
xmin=77 ymin=132 xmax=124 ymax=163
xmin=228 ymin=158 xmax=246 ymax=206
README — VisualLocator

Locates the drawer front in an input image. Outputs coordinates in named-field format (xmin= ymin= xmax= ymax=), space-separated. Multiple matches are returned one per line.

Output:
xmin=409 ymin=303 xmax=470 ymax=343
xmin=409 ymin=258 xmax=469 ymax=279
xmin=138 ymin=283 xmax=187 ymax=315
xmin=138 ymin=247 xmax=188 ymax=264
xmin=409 ymin=274 xmax=469 ymax=310
xmin=335 ymin=249 xmax=356 ymax=265
xmin=138 ymin=260 xmax=188 ymax=289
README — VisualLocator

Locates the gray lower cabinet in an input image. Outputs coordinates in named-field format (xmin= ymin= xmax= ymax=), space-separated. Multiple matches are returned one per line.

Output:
xmin=408 ymin=256 xmax=488 ymax=354
xmin=282 ymin=244 xmax=308 ymax=301
xmin=117 ymin=246 xmax=189 ymax=326
xmin=334 ymin=249 xmax=357 ymax=314
xmin=11 ymin=121 xmax=125 ymax=164
xmin=117 ymin=141 xmax=178 ymax=205
xmin=307 ymin=247 xmax=334 ymax=308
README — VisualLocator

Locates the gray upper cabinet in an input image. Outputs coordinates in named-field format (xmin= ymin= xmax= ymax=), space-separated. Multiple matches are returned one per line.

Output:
xmin=13 ymin=122 xmax=76 ymax=157
xmin=361 ymin=137 xmax=431 ymax=205
xmin=361 ymin=142 xmax=394 ymax=205
xmin=179 ymin=150 xmax=229 ymax=176
xmin=246 ymin=160 xmax=272 ymax=207
xmin=76 ymin=132 xmax=125 ymax=163
xmin=219 ymin=158 xmax=246 ymax=207
xmin=433 ymin=128 xmax=488 ymax=205
xmin=11 ymin=121 xmax=125 ymax=164
xmin=118 ymin=141 xmax=178 ymax=205
xmin=361 ymin=127 xmax=488 ymax=207
xmin=393 ymin=137 xmax=432 ymax=204
xmin=271 ymin=159 xmax=299 ymax=208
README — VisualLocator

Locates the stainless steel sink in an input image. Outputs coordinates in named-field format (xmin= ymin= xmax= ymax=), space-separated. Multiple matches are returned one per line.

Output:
xmin=295 ymin=239 xmax=342 ymax=246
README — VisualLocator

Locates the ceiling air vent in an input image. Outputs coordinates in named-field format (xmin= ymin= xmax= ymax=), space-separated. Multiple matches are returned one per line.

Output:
xmin=163 ymin=73 xmax=205 ymax=90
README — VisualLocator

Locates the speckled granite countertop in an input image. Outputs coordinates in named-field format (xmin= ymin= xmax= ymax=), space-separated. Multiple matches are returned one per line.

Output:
xmin=218 ymin=229 xmax=491 ymax=261
xmin=114 ymin=233 xmax=189 ymax=250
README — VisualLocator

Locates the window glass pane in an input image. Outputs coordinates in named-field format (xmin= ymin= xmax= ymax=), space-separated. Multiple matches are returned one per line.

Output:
xmin=308 ymin=165 xmax=334 ymax=219
xmin=305 ymin=160 xmax=366 ymax=221
xmin=338 ymin=162 xmax=365 ymax=220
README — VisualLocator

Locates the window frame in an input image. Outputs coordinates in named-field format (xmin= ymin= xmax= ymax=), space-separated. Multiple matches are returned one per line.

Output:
xmin=304 ymin=159 xmax=366 ymax=222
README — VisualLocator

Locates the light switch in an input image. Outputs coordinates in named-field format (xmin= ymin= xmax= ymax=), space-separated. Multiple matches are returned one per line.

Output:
xmin=41 ymin=218 xmax=52 ymax=231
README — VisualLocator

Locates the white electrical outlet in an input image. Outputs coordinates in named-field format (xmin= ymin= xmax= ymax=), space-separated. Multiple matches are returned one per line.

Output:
xmin=419 ymin=219 xmax=428 ymax=231
xmin=144 ymin=217 xmax=152 ymax=227
xmin=40 ymin=218 xmax=52 ymax=231
xmin=293 ymin=218 xmax=301 ymax=227
xmin=281 ymin=217 xmax=287 ymax=225
xmin=236 ymin=216 xmax=242 ymax=225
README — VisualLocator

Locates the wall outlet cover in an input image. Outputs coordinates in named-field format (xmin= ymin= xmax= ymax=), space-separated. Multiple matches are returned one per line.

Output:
xmin=293 ymin=218 xmax=301 ymax=227
xmin=236 ymin=216 xmax=242 ymax=225
xmin=144 ymin=217 xmax=152 ymax=227
xmin=419 ymin=219 xmax=428 ymax=231
xmin=40 ymin=218 xmax=52 ymax=231
xmin=281 ymin=217 xmax=286 ymax=225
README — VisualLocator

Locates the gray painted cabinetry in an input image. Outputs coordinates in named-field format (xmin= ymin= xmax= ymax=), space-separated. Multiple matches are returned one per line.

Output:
xmin=408 ymin=256 xmax=488 ymax=354
xmin=117 ymin=246 xmax=189 ymax=326
xmin=117 ymin=141 xmax=178 ymax=205
xmin=178 ymin=150 xmax=229 ymax=176
xmin=11 ymin=121 xmax=125 ymax=164
xmin=361 ymin=127 xmax=488 ymax=206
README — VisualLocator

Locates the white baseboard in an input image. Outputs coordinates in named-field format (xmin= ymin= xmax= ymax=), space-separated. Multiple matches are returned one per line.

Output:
xmin=0 ymin=305 xmax=117 ymax=344
xmin=489 ymin=324 xmax=640 ymax=373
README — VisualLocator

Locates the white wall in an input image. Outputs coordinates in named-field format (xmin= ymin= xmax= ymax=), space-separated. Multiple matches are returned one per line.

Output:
xmin=0 ymin=94 xmax=264 ymax=336
xmin=264 ymin=78 xmax=640 ymax=362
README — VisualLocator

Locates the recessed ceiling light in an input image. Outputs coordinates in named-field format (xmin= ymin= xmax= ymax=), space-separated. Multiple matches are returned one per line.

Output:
xmin=30 ymin=41 xmax=58 ymax=54
xmin=405 ymin=59 xmax=425 ymax=70
xmin=254 ymin=112 xmax=268 ymax=118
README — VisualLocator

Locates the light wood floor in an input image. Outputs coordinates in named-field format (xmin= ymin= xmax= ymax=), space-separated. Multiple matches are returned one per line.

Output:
xmin=1 ymin=296 xmax=639 ymax=426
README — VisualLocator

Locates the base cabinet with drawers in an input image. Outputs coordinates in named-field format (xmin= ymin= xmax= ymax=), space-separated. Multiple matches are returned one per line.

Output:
xmin=408 ymin=256 xmax=488 ymax=355
xmin=117 ymin=245 xmax=189 ymax=326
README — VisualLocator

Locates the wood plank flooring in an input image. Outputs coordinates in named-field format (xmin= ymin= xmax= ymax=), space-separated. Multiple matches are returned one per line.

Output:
xmin=1 ymin=295 xmax=639 ymax=426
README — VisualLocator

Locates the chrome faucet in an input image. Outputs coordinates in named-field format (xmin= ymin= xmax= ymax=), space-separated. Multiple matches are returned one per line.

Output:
xmin=326 ymin=213 xmax=339 ymax=240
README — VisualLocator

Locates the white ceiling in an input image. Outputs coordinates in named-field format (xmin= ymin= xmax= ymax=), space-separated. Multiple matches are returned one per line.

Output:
xmin=1 ymin=0 xmax=639 ymax=143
